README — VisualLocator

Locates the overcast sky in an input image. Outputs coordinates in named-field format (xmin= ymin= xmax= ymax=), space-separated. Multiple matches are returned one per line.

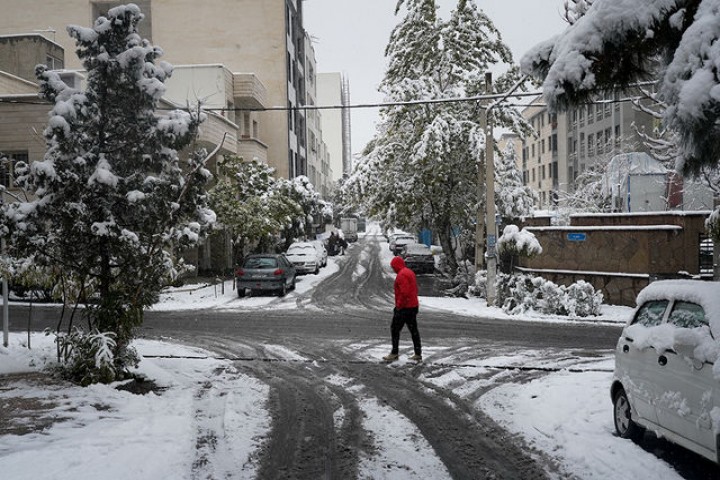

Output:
xmin=304 ymin=0 xmax=568 ymax=158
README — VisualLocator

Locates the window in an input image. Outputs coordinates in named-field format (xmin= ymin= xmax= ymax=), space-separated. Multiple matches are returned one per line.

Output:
xmin=587 ymin=133 xmax=594 ymax=156
xmin=632 ymin=301 xmax=669 ymax=327
xmin=0 ymin=151 xmax=28 ymax=188
xmin=668 ymin=302 xmax=707 ymax=329
xmin=253 ymin=120 xmax=259 ymax=139
xmin=587 ymin=104 xmax=594 ymax=124
xmin=45 ymin=55 xmax=64 ymax=70
xmin=541 ymin=139 xmax=545 ymax=154
xmin=243 ymin=112 xmax=251 ymax=137
xmin=541 ymin=165 xmax=546 ymax=179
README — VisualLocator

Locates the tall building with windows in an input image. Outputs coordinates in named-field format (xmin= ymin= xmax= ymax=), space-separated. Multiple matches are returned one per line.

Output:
xmin=0 ymin=0 xmax=323 ymax=184
xmin=521 ymin=93 xmax=657 ymax=208
xmin=521 ymin=98 xmax=569 ymax=209
xmin=317 ymin=72 xmax=351 ymax=182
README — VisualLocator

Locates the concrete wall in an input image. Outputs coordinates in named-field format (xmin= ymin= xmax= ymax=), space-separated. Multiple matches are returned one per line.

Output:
xmin=519 ymin=212 xmax=713 ymax=305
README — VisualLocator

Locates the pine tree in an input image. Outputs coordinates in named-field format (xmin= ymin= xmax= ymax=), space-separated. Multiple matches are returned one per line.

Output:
xmin=350 ymin=0 xmax=521 ymax=272
xmin=1 ymin=5 xmax=215 ymax=381
xmin=522 ymin=0 xmax=719 ymax=176
xmin=495 ymin=142 xmax=537 ymax=223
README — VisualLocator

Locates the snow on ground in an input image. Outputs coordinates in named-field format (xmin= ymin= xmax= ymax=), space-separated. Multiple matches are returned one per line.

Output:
xmin=1 ymin=230 xmax=660 ymax=479
xmin=0 ymin=335 xmax=269 ymax=480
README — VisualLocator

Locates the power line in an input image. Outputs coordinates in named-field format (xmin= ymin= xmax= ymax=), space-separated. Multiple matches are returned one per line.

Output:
xmin=0 ymin=88 xmax=653 ymax=112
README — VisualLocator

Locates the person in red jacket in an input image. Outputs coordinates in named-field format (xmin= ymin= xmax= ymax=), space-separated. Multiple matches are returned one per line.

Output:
xmin=383 ymin=256 xmax=422 ymax=362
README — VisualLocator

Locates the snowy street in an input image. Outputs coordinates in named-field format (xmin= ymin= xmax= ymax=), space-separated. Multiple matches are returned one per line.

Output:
xmin=1 ymin=229 xmax=717 ymax=479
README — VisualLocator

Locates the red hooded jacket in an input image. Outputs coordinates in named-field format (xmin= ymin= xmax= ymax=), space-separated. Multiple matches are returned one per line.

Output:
xmin=391 ymin=256 xmax=419 ymax=309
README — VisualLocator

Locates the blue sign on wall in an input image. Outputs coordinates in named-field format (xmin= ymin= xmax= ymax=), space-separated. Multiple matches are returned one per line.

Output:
xmin=567 ymin=232 xmax=587 ymax=242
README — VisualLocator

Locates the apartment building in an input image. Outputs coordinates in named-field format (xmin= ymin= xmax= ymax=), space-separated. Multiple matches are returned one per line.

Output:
xmin=521 ymin=98 xmax=569 ymax=209
xmin=521 ymin=94 xmax=656 ymax=209
xmin=317 ymin=72 xmax=352 ymax=180
xmin=302 ymin=32 xmax=333 ymax=198
xmin=0 ymin=0 xmax=331 ymax=190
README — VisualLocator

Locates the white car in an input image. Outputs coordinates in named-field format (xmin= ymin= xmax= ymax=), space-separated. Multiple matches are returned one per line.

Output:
xmin=310 ymin=240 xmax=328 ymax=267
xmin=285 ymin=242 xmax=323 ymax=275
xmin=390 ymin=235 xmax=416 ymax=255
xmin=611 ymin=279 xmax=720 ymax=463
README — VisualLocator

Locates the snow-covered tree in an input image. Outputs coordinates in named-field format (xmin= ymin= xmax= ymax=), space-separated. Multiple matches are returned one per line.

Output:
xmin=563 ymin=0 xmax=595 ymax=24
xmin=495 ymin=142 xmax=536 ymax=223
xmin=1 ymin=5 xmax=215 ymax=381
xmin=348 ymin=0 xmax=520 ymax=273
xmin=521 ymin=0 xmax=720 ymax=177
xmin=210 ymin=157 xmax=326 ymax=257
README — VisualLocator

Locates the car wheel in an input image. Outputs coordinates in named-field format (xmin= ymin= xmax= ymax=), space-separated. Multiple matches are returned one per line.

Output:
xmin=291 ymin=277 xmax=296 ymax=291
xmin=613 ymin=388 xmax=644 ymax=440
xmin=314 ymin=265 xmax=319 ymax=275
xmin=238 ymin=288 xmax=246 ymax=298
xmin=279 ymin=282 xmax=287 ymax=297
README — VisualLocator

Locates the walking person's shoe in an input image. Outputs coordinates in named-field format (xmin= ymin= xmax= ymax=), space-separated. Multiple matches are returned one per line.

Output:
xmin=408 ymin=354 xmax=423 ymax=362
xmin=382 ymin=353 xmax=399 ymax=363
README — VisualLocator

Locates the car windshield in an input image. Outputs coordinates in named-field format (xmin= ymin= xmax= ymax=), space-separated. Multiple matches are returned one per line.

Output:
xmin=244 ymin=257 xmax=278 ymax=269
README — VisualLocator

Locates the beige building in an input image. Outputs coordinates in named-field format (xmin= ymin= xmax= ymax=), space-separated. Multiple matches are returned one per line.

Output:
xmin=521 ymin=98 xmax=569 ymax=209
xmin=0 ymin=0 xmax=317 ymax=183
xmin=302 ymin=32 xmax=333 ymax=198
xmin=317 ymin=72 xmax=351 ymax=181
xmin=521 ymin=93 xmax=656 ymax=209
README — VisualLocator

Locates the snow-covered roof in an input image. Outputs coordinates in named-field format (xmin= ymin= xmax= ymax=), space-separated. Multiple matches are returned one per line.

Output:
xmin=601 ymin=152 xmax=667 ymax=198
xmin=637 ymin=280 xmax=720 ymax=333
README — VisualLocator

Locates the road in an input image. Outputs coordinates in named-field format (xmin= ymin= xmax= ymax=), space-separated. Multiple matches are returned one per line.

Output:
xmin=9 ymin=234 xmax=716 ymax=479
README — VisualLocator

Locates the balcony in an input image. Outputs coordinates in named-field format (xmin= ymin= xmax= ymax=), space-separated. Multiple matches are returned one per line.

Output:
xmin=232 ymin=73 xmax=267 ymax=110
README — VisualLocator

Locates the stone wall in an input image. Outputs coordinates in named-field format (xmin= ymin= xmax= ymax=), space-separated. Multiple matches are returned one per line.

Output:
xmin=517 ymin=211 xmax=712 ymax=305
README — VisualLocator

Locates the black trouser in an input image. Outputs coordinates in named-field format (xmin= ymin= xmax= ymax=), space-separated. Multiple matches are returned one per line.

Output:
xmin=391 ymin=307 xmax=421 ymax=355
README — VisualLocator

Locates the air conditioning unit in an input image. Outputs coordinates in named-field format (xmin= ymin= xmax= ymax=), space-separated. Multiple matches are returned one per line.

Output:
xmin=57 ymin=71 xmax=85 ymax=90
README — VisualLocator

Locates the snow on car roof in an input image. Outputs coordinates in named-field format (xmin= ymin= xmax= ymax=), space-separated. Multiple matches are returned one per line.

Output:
xmin=637 ymin=280 xmax=720 ymax=332
xmin=404 ymin=243 xmax=431 ymax=253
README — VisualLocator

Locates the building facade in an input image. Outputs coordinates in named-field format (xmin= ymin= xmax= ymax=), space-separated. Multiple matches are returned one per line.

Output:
xmin=0 ymin=0 xmax=330 ymax=187
xmin=521 ymin=94 xmax=656 ymax=209
xmin=317 ymin=72 xmax=351 ymax=182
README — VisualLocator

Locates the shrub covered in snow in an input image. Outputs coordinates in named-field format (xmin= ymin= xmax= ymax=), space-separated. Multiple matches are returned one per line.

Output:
xmin=496 ymin=225 xmax=542 ymax=274
xmin=473 ymin=272 xmax=603 ymax=317
xmin=53 ymin=328 xmax=138 ymax=386
xmin=496 ymin=225 xmax=542 ymax=258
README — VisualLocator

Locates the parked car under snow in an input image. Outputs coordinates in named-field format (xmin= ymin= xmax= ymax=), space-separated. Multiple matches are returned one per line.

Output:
xmin=611 ymin=279 xmax=720 ymax=463
xmin=400 ymin=243 xmax=435 ymax=274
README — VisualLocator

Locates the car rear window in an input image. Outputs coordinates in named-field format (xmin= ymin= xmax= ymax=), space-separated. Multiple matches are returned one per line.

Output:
xmin=244 ymin=257 xmax=277 ymax=269
xmin=632 ymin=300 xmax=668 ymax=327
xmin=667 ymin=301 xmax=707 ymax=329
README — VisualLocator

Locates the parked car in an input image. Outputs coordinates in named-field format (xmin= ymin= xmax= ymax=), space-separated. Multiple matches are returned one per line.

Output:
xmin=235 ymin=254 xmax=296 ymax=297
xmin=386 ymin=231 xmax=408 ymax=245
xmin=611 ymin=279 xmax=720 ymax=463
xmin=400 ymin=243 xmax=435 ymax=274
xmin=311 ymin=240 xmax=328 ymax=267
xmin=390 ymin=234 xmax=417 ymax=255
xmin=285 ymin=241 xmax=323 ymax=274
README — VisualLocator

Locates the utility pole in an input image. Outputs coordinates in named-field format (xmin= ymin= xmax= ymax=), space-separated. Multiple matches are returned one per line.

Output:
xmin=2 ymin=238 xmax=8 ymax=347
xmin=475 ymin=72 xmax=528 ymax=305
xmin=484 ymin=72 xmax=498 ymax=306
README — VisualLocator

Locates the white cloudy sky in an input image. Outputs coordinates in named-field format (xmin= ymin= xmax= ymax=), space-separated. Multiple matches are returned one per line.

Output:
xmin=304 ymin=0 xmax=568 ymax=159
